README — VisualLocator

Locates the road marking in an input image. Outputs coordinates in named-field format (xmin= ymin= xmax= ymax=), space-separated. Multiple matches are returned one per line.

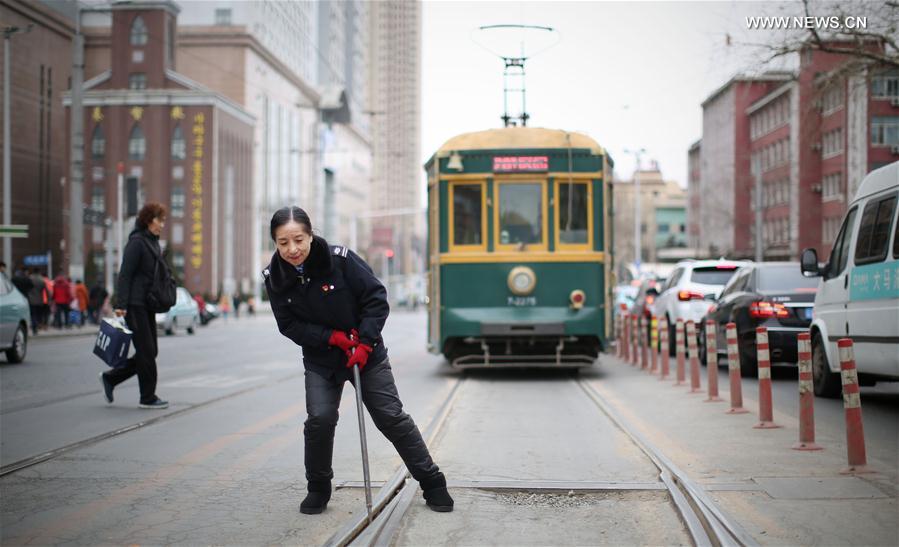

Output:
xmin=160 ymin=374 xmax=268 ymax=389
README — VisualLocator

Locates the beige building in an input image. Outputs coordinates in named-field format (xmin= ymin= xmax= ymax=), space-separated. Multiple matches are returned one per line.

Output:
xmin=367 ymin=0 xmax=423 ymax=288
xmin=613 ymin=168 xmax=688 ymax=279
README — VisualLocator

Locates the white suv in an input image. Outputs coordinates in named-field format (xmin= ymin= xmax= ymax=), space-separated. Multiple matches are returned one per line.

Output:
xmin=651 ymin=259 xmax=748 ymax=353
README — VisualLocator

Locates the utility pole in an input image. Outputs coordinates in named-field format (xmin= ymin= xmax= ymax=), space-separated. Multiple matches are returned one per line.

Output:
xmin=68 ymin=12 xmax=85 ymax=280
xmin=3 ymin=25 xmax=32 ymax=268
xmin=753 ymin=155 xmax=763 ymax=262
xmin=624 ymin=148 xmax=646 ymax=276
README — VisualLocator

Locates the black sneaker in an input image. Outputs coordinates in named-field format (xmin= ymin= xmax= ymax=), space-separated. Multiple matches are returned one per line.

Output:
xmin=139 ymin=398 xmax=169 ymax=409
xmin=99 ymin=372 xmax=114 ymax=404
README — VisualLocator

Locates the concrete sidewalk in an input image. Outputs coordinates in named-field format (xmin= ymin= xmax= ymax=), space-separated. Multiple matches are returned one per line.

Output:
xmin=590 ymin=352 xmax=898 ymax=546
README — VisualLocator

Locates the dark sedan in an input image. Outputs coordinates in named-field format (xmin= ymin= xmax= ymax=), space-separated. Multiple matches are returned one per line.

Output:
xmin=698 ymin=262 xmax=819 ymax=376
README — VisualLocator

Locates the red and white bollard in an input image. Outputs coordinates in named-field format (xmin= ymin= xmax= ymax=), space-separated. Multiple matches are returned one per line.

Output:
xmin=704 ymin=320 xmax=723 ymax=402
xmin=793 ymin=333 xmax=822 ymax=450
xmin=753 ymin=327 xmax=781 ymax=429
xmin=838 ymin=339 xmax=871 ymax=474
xmin=725 ymin=322 xmax=749 ymax=414
xmin=631 ymin=315 xmax=639 ymax=366
xmin=674 ymin=319 xmax=686 ymax=386
xmin=650 ymin=316 xmax=659 ymax=375
xmin=640 ymin=316 xmax=648 ymax=370
xmin=686 ymin=320 xmax=702 ymax=394
xmin=659 ymin=317 xmax=670 ymax=381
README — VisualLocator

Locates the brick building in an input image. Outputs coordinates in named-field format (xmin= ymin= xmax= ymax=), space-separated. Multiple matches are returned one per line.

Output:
xmin=690 ymin=43 xmax=899 ymax=262
xmin=63 ymin=0 xmax=254 ymax=298
xmin=0 ymin=0 xmax=75 ymax=273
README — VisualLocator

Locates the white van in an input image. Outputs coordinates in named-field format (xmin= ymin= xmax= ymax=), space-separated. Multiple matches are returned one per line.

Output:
xmin=801 ymin=161 xmax=899 ymax=397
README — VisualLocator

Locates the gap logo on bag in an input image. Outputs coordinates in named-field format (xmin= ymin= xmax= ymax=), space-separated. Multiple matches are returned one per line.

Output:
xmin=93 ymin=318 xmax=132 ymax=368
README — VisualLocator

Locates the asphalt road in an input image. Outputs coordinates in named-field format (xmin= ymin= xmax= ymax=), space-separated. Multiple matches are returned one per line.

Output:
xmin=1 ymin=310 xmax=896 ymax=545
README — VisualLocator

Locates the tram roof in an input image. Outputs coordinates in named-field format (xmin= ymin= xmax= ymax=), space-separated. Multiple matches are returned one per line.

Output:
xmin=434 ymin=127 xmax=605 ymax=156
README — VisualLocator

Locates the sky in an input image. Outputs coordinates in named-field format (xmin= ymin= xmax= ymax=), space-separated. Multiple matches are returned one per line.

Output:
xmin=421 ymin=1 xmax=801 ymax=188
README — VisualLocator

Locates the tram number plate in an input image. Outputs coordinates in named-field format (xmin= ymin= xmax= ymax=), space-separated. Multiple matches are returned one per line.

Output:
xmin=507 ymin=296 xmax=537 ymax=307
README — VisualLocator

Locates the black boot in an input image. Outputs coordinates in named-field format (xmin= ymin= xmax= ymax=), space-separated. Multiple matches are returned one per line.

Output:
xmin=300 ymin=480 xmax=331 ymax=514
xmin=421 ymin=473 xmax=454 ymax=512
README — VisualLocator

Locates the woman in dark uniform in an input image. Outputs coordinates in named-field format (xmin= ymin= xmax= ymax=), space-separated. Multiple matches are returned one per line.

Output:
xmin=264 ymin=206 xmax=453 ymax=514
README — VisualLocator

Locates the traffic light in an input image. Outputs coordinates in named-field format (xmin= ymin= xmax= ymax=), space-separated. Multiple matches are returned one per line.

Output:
xmin=385 ymin=248 xmax=394 ymax=276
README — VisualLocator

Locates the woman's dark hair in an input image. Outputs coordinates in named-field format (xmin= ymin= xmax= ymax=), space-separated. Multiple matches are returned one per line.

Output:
xmin=270 ymin=206 xmax=313 ymax=240
xmin=137 ymin=202 xmax=167 ymax=229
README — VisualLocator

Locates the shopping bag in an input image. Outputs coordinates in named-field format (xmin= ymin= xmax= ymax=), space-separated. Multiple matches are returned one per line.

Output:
xmin=93 ymin=317 xmax=132 ymax=368
xmin=69 ymin=309 xmax=82 ymax=325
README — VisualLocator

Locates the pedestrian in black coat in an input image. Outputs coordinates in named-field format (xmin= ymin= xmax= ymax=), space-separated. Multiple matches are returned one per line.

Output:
xmin=264 ymin=206 xmax=453 ymax=515
xmin=100 ymin=202 xmax=169 ymax=409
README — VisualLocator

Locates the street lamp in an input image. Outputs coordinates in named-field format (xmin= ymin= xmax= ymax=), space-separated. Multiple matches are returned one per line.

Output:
xmin=623 ymin=147 xmax=646 ymax=277
xmin=3 ymin=24 xmax=32 ymax=268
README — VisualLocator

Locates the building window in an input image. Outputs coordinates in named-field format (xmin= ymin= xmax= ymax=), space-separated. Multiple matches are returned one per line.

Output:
xmin=173 ymin=251 xmax=185 ymax=280
xmin=871 ymin=73 xmax=899 ymax=99
xmin=171 ymin=125 xmax=186 ymax=160
xmin=128 ymin=124 xmax=146 ymax=160
xmin=130 ymin=16 xmax=148 ymax=46
xmin=171 ymin=185 xmax=185 ymax=218
xmin=91 ymin=186 xmax=105 ymax=212
xmin=822 ymin=127 xmax=844 ymax=158
xmin=871 ymin=116 xmax=899 ymax=145
xmin=128 ymin=73 xmax=147 ymax=90
xmin=822 ymin=172 xmax=843 ymax=200
xmin=821 ymin=84 xmax=844 ymax=113
xmin=91 ymin=125 xmax=105 ymax=159
xmin=215 ymin=8 xmax=232 ymax=25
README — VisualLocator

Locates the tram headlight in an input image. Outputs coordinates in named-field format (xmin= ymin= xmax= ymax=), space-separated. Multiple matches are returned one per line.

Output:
xmin=507 ymin=266 xmax=536 ymax=296
xmin=570 ymin=289 xmax=586 ymax=310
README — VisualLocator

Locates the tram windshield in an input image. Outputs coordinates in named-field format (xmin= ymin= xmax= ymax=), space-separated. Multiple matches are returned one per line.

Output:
xmin=558 ymin=182 xmax=589 ymax=244
xmin=498 ymin=182 xmax=543 ymax=245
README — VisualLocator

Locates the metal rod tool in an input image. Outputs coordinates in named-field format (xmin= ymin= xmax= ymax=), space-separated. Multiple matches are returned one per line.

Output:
xmin=352 ymin=359 xmax=373 ymax=523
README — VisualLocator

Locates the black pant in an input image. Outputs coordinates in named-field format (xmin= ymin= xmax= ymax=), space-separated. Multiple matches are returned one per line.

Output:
xmin=104 ymin=306 xmax=158 ymax=404
xmin=304 ymin=359 xmax=440 ymax=483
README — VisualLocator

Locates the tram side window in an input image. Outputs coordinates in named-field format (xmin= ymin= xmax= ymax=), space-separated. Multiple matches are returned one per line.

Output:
xmin=499 ymin=183 xmax=543 ymax=245
xmin=558 ymin=182 xmax=589 ymax=244
xmin=453 ymin=184 xmax=483 ymax=246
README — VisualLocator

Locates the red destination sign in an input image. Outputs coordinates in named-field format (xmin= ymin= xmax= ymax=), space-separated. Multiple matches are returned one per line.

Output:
xmin=492 ymin=155 xmax=549 ymax=172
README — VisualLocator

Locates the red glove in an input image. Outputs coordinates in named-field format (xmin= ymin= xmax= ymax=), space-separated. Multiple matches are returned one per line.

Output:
xmin=328 ymin=330 xmax=358 ymax=355
xmin=346 ymin=343 xmax=372 ymax=370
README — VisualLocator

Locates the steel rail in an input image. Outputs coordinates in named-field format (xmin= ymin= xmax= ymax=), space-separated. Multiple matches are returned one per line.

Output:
xmin=323 ymin=376 xmax=466 ymax=547
xmin=0 ymin=371 xmax=303 ymax=477
xmin=577 ymin=379 xmax=759 ymax=547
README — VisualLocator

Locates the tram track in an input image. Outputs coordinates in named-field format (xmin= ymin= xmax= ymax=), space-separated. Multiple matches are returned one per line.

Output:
xmin=326 ymin=371 xmax=759 ymax=547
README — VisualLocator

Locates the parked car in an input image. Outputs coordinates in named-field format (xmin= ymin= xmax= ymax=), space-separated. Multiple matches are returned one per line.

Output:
xmin=0 ymin=271 xmax=30 ymax=363
xmin=614 ymin=283 xmax=638 ymax=314
xmin=651 ymin=259 xmax=747 ymax=355
xmin=155 ymin=287 xmax=200 ymax=336
xmin=801 ymin=161 xmax=899 ymax=397
xmin=698 ymin=262 xmax=819 ymax=376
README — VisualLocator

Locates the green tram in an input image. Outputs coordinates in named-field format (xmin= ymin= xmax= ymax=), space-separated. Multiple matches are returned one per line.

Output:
xmin=424 ymin=127 xmax=615 ymax=368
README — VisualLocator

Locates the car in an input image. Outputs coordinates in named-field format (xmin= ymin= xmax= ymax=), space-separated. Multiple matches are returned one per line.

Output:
xmin=651 ymin=258 xmax=747 ymax=355
xmin=801 ymin=161 xmax=899 ymax=397
xmin=155 ymin=287 xmax=200 ymax=336
xmin=0 ymin=271 xmax=30 ymax=363
xmin=698 ymin=262 xmax=819 ymax=376
xmin=613 ymin=283 xmax=638 ymax=314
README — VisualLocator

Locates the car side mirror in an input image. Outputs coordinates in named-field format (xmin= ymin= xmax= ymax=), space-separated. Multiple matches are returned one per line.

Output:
xmin=800 ymin=248 xmax=821 ymax=277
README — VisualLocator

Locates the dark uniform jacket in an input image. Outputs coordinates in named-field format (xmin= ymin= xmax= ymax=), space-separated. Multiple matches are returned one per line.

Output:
xmin=263 ymin=235 xmax=389 ymax=377
xmin=116 ymin=226 xmax=161 ymax=309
